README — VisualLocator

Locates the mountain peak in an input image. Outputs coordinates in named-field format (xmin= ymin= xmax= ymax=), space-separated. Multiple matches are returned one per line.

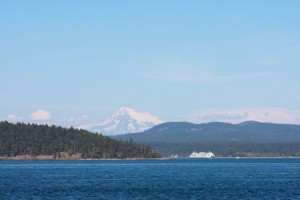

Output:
xmin=113 ymin=107 xmax=137 ymax=117
xmin=113 ymin=107 xmax=163 ymax=124
xmin=78 ymin=107 xmax=163 ymax=136
xmin=118 ymin=107 xmax=134 ymax=112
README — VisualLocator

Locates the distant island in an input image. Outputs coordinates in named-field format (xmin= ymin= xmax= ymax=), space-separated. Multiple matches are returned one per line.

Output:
xmin=0 ymin=121 xmax=160 ymax=160
xmin=115 ymin=121 xmax=300 ymax=157
xmin=2 ymin=120 xmax=300 ymax=159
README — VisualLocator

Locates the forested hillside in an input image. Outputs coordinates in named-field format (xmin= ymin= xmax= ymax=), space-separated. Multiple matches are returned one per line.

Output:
xmin=148 ymin=142 xmax=300 ymax=157
xmin=116 ymin=121 xmax=300 ymax=143
xmin=0 ymin=121 xmax=160 ymax=159
xmin=115 ymin=121 xmax=300 ymax=157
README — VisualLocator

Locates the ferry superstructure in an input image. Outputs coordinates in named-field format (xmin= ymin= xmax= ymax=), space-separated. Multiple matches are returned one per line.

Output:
xmin=189 ymin=151 xmax=215 ymax=158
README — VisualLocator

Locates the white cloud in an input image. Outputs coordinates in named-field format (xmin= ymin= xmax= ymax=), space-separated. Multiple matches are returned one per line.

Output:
xmin=30 ymin=109 xmax=51 ymax=120
xmin=185 ymin=108 xmax=300 ymax=124
xmin=6 ymin=114 xmax=23 ymax=122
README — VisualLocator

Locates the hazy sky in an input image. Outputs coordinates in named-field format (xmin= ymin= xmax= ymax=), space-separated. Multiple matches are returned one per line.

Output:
xmin=1 ymin=1 xmax=300 ymax=126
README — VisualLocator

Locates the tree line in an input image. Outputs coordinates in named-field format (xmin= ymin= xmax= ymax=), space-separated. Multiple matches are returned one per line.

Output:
xmin=147 ymin=142 xmax=300 ymax=157
xmin=0 ymin=121 xmax=160 ymax=159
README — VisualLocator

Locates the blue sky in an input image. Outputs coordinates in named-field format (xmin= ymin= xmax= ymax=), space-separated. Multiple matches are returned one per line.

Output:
xmin=1 ymin=1 xmax=300 ymax=126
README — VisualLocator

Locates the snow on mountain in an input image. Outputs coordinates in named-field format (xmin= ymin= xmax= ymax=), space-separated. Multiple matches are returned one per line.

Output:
xmin=77 ymin=107 xmax=163 ymax=136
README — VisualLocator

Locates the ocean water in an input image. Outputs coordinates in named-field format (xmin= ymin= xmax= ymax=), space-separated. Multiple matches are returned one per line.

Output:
xmin=0 ymin=159 xmax=299 ymax=199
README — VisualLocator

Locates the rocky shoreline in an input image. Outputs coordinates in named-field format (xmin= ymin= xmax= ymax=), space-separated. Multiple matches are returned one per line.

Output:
xmin=1 ymin=155 xmax=299 ymax=161
xmin=0 ymin=153 xmax=82 ymax=160
xmin=0 ymin=151 xmax=167 ymax=160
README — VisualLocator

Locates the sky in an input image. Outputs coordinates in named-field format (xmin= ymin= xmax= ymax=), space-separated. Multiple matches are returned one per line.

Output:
xmin=1 ymin=1 xmax=300 ymax=126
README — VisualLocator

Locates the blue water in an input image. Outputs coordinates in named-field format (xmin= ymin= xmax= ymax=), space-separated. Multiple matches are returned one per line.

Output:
xmin=0 ymin=159 xmax=299 ymax=199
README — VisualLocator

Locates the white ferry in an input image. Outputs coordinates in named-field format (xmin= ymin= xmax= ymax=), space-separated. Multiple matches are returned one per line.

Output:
xmin=170 ymin=154 xmax=178 ymax=159
xmin=189 ymin=151 xmax=215 ymax=158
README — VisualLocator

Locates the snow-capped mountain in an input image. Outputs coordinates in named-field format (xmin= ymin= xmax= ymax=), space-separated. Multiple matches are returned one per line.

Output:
xmin=78 ymin=107 xmax=163 ymax=136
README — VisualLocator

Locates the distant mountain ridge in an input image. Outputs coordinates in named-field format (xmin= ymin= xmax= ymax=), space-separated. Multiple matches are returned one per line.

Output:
xmin=115 ymin=121 xmax=300 ymax=143
xmin=78 ymin=107 xmax=163 ymax=136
